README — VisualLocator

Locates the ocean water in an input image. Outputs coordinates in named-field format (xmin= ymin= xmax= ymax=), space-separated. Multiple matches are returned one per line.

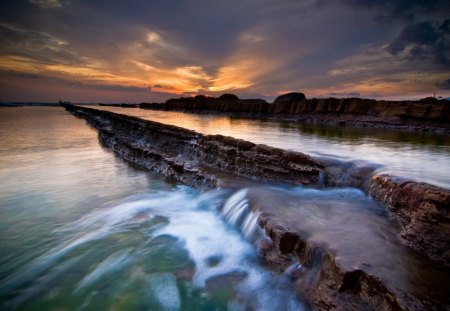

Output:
xmin=0 ymin=107 xmax=304 ymax=310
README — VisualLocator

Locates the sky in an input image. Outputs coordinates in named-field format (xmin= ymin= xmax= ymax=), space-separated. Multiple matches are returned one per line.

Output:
xmin=0 ymin=0 xmax=449 ymax=103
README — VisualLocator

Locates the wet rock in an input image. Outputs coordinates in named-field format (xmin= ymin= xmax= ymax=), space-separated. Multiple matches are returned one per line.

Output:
xmin=204 ymin=271 xmax=248 ymax=293
xmin=368 ymin=174 xmax=450 ymax=268
xmin=257 ymin=218 xmax=406 ymax=310
xmin=205 ymin=255 xmax=222 ymax=267
xmin=267 ymin=226 xmax=300 ymax=255
xmin=247 ymin=187 xmax=450 ymax=311
xmin=256 ymin=237 xmax=292 ymax=271
xmin=64 ymin=105 xmax=323 ymax=188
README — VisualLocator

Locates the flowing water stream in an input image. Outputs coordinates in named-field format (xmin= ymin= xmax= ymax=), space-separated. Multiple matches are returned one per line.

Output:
xmin=1 ymin=107 xmax=448 ymax=310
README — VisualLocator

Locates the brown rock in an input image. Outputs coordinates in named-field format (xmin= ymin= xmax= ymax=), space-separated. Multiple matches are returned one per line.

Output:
xmin=368 ymin=174 xmax=450 ymax=268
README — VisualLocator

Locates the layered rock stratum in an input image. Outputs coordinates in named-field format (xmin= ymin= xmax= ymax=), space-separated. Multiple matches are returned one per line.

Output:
xmin=140 ymin=94 xmax=450 ymax=134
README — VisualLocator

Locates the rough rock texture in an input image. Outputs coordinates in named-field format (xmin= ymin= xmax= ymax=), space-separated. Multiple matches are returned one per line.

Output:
xmin=320 ymin=158 xmax=380 ymax=189
xmin=257 ymin=222 xmax=407 ymax=311
xmin=248 ymin=186 xmax=450 ymax=311
xmin=368 ymin=174 xmax=450 ymax=269
xmin=64 ymin=104 xmax=450 ymax=310
xmin=244 ymin=179 xmax=449 ymax=311
xmin=64 ymin=105 xmax=323 ymax=188
xmin=140 ymin=95 xmax=450 ymax=134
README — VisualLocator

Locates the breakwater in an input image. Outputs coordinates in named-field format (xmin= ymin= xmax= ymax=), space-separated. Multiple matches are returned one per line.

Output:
xmin=64 ymin=104 xmax=450 ymax=310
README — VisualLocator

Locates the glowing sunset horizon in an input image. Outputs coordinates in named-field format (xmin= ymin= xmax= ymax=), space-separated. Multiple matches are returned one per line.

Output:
xmin=1 ymin=0 xmax=449 ymax=103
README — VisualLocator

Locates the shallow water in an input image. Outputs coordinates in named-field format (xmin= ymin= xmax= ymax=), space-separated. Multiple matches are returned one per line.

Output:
xmin=92 ymin=106 xmax=450 ymax=189
xmin=0 ymin=107 xmax=304 ymax=310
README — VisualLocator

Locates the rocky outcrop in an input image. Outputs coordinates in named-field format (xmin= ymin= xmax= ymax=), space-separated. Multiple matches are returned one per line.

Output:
xmin=217 ymin=93 xmax=239 ymax=101
xmin=368 ymin=174 xmax=450 ymax=269
xmin=140 ymin=94 xmax=450 ymax=134
xmin=141 ymin=94 xmax=269 ymax=114
xmin=64 ymin=105 xmax=323 ymax=189
xmin=274 ymin=92 xmax=306 ymax=103
xmin=246 ymin=188 xmax=450 ymax=310
xmin=64 ymin=104 xmax=450 ymax=310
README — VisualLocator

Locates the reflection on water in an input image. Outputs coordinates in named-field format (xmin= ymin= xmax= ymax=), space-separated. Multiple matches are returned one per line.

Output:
xmin=93 ymin=106 xmax=450 ymax=188
xmin=0 ymin=108 xmax=304 ymax=310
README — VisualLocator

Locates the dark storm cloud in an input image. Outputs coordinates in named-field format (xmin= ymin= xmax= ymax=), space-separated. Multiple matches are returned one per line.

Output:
xmin=387 ymin=19 xmax=450 ymax=65
xmin=0 ymin=23 xmax=86 ymax=66
xmin=0 ymin=0 xmax=449 ymax=101
xmin=0 ymin=69 xmax=176 ymax=102
xmin=330 ymin=0 xmax=450 ymax=21
xmin=1 ymin=70 xmax=149 ymax=92
xmin=438 ymin=78 xmax=450 ymax=90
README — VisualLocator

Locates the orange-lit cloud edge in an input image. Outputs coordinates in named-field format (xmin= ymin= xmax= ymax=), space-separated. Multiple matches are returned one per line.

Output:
xmin=1 ymin=24 xmax=449 ymax=103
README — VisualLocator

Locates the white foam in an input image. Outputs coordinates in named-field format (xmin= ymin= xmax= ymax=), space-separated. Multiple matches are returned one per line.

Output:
xmin=222 ymin=189 xmax=249 ymax=225
xmin=75 ymin=250 xmax=132 ymax=291
xmin=4 ymin=187 xmax=305 ymax=310
xmin=241 ymin=210 xmax=261 ymax=240
xmin=148 ymin=273 xmax=181 ymax=311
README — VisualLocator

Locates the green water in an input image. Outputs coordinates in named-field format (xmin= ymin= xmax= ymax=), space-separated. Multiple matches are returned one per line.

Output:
xmin=0 ymin=107 xmax=304 ymax=311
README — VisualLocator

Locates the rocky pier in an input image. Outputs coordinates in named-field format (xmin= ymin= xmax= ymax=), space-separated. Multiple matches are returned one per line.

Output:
xmin=64 ymin=104 xmax=450 ymax=310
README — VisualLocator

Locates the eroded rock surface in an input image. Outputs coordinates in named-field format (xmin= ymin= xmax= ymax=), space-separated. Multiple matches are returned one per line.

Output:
xmin=368 ymin=174 xmax=450 ymax=269
xmin=246 ymin=187 xmax=450 ymax=311
xmin=64 ymin=105 xmax=323 ymax=189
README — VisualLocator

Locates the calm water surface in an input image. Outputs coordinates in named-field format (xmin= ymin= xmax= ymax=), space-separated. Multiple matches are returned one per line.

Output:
xmin=94 ymin=106 xmax=450 ymax=189
xmin=0 ymin=107 xmax=304 ymax=311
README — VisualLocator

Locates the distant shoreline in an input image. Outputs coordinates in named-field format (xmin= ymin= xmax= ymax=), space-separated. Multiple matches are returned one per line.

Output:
xmin=3 ymin=93 xmax=449 ymax=134
xmin=139 ymin=93 xmax=450 ymax=134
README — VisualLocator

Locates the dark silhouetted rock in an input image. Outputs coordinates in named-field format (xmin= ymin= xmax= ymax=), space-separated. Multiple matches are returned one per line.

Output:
xmin=139 ymin=95 xmax=450 ymax=133
xmin=218 ymin=93 xmax=239 ymax=101
xmin=194 ymin=95 xmax=208 ymax=100
xmin=274 ymin=92 xmax=306 ymax=103
xmin=420 ymin=97 xmax=438 ymax=102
